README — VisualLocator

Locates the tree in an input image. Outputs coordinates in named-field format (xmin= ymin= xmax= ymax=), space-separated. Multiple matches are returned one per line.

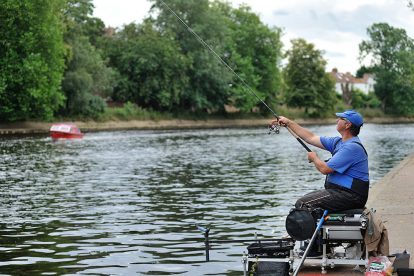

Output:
xmin=283 ymin=39 xmax=336 ymax=117
xmin=0 ymin=0 xmax=66 ymax=121
xmin=64 ymin=0 xmax=106 ymax=47
xmin=106 ymin=21 xmax=190 ymax=111
xmin=359 ymin=23 xmax=414 ymax=115
xmin=351 ymin=89 xmax=381 ymax=109
xmin=147 ymin=0 xmax=284 ymax=114
xmin=215 ymin=2 xmax=283 ymax=112
xmin=61 ymin=36 xmax=114 ymax=117
xmin=150 ymin=0 xmax=233 ymax=113
xmin=61 ymin=0 xmax=116 ymax=117
xmin=355 ymin=65 xmax=374 ymax=78
xmin=340 ymin=80 xmax=353 ymax=106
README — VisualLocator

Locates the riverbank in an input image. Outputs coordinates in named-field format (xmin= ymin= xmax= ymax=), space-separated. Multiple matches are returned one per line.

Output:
xmin=367 ymin=153 xmax=414 ymax=268
xmin=2 ymin=117 xmax=414 ymax=135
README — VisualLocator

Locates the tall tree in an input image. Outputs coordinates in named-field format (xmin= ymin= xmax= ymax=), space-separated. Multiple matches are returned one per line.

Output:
xmin=215 ymin=2 xmax=283 ymax=112
xmin=107 ymin=21 xmax=190 ymax=111
xmin=62 ymin=0 xmax=116 ymax=117
xmin=64 ymin=0 xmax=106 ymax=47
xmin=148 ymin=0 xmax=284 ymax=114
xmin=0 ymin=0 xmax=66 ymax=121
xmin=150 ymin=0 xmax=233 ymax=113
xmin=284 ymin=39 xmax=336 ymax=117
xmin=359 ymin=23 xmax=414 ymax=115
xmin=62 ymin=35 xmax=114 ymax=116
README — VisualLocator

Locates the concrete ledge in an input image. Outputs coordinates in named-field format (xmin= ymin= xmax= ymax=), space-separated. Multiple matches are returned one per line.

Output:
xmin=367 ymin=153 xmax=414 ymax=267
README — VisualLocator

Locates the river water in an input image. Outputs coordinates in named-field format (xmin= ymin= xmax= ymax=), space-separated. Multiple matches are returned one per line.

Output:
xmin=0 ymin=123 xmax=413 ymax=275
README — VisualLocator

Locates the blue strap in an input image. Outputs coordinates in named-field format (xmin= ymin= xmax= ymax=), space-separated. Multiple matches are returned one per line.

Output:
xmin=333 ymin=139 xmax=367 ymax=156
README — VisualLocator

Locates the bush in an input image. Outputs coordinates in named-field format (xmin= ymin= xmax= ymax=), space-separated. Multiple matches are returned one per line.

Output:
xmin=359 ymin=108 xmax=385 ymax=118
xmin=99 ymin=102 xmax=166 ymax=121
xmin=352 ymin=89 xmax=381 ymax=109
xmin=83 ymin=95 xmax=106 ymax=118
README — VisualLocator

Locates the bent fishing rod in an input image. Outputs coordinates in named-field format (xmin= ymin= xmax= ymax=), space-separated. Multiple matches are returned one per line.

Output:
xmin=159 ymin=0 xmax=311 ymax=152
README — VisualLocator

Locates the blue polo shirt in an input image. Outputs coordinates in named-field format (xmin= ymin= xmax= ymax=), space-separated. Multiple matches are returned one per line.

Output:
xmin=320 ymin=136 xmax=369 ymax=191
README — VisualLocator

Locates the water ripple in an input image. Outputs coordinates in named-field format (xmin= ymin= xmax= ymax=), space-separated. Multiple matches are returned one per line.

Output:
xmin=0 ymin=124 xmax=413 ymax=274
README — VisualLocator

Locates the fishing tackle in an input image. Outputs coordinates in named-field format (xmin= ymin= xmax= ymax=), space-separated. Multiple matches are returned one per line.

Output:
xmin=268 ymin=124 xmax=280 ymax=134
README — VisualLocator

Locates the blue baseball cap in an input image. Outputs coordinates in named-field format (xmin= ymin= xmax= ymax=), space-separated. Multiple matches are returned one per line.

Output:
xmin=335 ymin=110 xmax=364 ymax=127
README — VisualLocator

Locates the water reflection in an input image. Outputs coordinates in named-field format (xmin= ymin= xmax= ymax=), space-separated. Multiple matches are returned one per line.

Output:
xmin=0 ymin=124 xmax=413 ymax=275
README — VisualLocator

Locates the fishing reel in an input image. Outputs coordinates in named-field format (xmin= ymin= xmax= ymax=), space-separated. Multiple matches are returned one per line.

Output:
xmin=268 ymin=124 xmax=280 ymax=134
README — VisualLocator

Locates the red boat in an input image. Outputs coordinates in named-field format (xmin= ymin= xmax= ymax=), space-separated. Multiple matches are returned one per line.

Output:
xmin=49 ymin=123 xmax=84 ymax=140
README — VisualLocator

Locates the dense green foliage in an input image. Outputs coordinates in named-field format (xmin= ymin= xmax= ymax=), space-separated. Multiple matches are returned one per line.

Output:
xmin=283 ymin=39 xmax=336 ymax=117
xmin=105 ymin=21 xmax=190 ymax=112
xmin=359 ymin=23 xmax=414 ymax=116
xmin=1 ymin=1 xmax=414 ymax=122
xmin=61 ymin=0 xmax=115 ymax=118
xmin=0 ymin=0 xmax=66 ymax=121
xmin=355 ymin=65 xmax=374 ymax=78
xmin=214 ymin=3 xmax=283 ymax=112
xmin=150 ymin=0 xmax=233 ymax=113
xmin=351 ymin=89 xmax=381 ymax=109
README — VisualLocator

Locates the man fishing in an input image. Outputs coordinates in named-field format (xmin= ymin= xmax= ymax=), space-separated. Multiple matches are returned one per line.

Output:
xmin=272 ymin=110 xmax=369 ymax=212
xmin=158 ymin=0 xmax=368 ymax=213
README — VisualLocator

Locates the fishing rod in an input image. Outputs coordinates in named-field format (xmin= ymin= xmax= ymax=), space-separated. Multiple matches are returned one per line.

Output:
xmin=159 ymin=0 xmax=311 ymax=153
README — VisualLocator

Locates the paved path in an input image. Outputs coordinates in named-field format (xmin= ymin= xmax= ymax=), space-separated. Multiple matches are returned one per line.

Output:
xmin=366 ymin=153 xmax=414 ymax=267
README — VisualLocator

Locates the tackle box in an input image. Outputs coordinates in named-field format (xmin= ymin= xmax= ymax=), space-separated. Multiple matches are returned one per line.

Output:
xmin=247 ymin=238 xmax=294 ymax=257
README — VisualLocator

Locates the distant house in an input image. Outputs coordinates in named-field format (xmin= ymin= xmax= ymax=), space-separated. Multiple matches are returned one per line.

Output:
xmin=329 ymin=68 xmax=375 ymax=95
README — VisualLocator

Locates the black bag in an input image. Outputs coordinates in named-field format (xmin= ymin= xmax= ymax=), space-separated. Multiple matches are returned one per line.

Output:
xmin=391 ymin=250 xmax=410 ymax=272
xmin=285 ymin=208 xmax=316 ymax=241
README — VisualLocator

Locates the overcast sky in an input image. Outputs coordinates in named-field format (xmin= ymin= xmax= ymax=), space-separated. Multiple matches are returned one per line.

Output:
xmin=92 ymin=0 xmax=414 ymax=74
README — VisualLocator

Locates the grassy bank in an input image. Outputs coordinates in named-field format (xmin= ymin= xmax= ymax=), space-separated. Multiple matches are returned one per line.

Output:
xmin=95 ymin=103 xmax=389 ymax=122
xmin=1 ymin=105 xmax=414 ymax=135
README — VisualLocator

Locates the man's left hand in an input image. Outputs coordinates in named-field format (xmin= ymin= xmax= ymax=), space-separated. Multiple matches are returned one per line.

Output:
xmin=307 ymin=152 xmax=318 ymax=163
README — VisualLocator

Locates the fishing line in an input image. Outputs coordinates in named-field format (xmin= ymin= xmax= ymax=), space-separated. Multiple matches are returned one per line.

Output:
xmin=159 ymin=0 xmax=277 ymax=117
xmin=159 ymin=0 xmax=311 ymax=152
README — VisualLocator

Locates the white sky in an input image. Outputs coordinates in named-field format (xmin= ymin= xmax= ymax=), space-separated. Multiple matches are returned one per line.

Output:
xmin=92 ymin=0 xmax=414 ymax=74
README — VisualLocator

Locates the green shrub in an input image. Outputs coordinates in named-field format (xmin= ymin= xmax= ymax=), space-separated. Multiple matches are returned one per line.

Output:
xmin=99 ymin=102 xmax=167 ymax=121
xmin=352 ymin=89 xmax=381 ymax=109
xmin=84 ymin=95 xmax=106 ymax=119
